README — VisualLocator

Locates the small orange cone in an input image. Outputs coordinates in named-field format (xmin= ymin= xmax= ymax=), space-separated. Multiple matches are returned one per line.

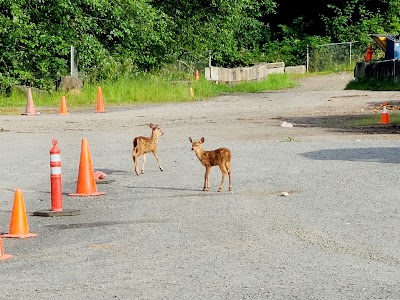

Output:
xmin=59 ymin=96 xmax=70 ymax=115
xmin=68 ymin=138 xmax=105 ymax=197
xmin=0 ymin=236 xmax=12 ymax=260
xmin=2 ymin=189 xmax=37 ymax=238
xmin=194 ymin=70 xmax=200 ymax=81
xmin=96 ymin=86 xmax=106 ymax=113
xmin=380 ymin=102 xmax=390 ymax=124
xmin=21 ymin=88 xmax=40 ymax=116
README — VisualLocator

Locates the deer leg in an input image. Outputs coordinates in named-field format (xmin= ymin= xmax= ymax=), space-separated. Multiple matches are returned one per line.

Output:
xmin=226 ymin=161 xmax=232 ymax=191
xmin=218 ymin=164 xmax=227 ymax=192
xmin=133 ymin=149 xmax=140 ymax=175
xmin=203 ymin=166 xmax=210 ymax=191
xmin=206 ymin=166 xmax=211 ymax=191
xmin=152 ymin=150 xmax=163 ymax=171
xmin=141 ymin=153 xmax=147 ymax=174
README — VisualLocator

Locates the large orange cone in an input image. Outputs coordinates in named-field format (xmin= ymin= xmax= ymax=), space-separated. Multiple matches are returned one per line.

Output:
xmin=380 ymin=102 xmax=390 ymax=124
xmin=21 ymin=88 xmax=40 ymax=116
xmin=59 ymin=96 xmax=70 ymax=115
xmin=96 ymin=86 xmax=106 ymax=113
xmin=0 ymin=236 xmax=12 ymax=260
xmin=2 ymin=189 xmax=37 ymax=238
xmin=68 ymin=138 xmax=105 ymax=197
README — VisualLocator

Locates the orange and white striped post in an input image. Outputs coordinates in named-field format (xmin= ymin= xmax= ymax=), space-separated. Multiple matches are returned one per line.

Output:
xmin=50 ymin=139 xmax=62 ymax=211
xmin=33 ymin=139 xmax=80 ymax=217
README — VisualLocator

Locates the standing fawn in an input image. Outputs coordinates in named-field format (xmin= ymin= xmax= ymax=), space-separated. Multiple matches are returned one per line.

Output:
xmin=132 ymin=123 xmax=164 ymax=175
xmin=189 ymin=137 xmax=232 ymax=192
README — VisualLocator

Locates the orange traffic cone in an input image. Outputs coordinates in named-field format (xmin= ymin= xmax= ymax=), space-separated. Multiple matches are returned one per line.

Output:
xmin=380 ymin=102 xmax=390 ymax=124
xmin=21 ymin=88 xmax=40 ymax=116
xmin=194 ymin=70 xmax=200 ymax=81
xmin=59 ymin=96 xmax=70 ymax=115
xmin=365 ymin=44 xmax=373 ymax=62
xmin=96 ymin=86 xmax=106 ymax=113
xmin=68 ymin=138 xmax=105 ymax=197
xmin=0 ymin=236 xmax=12 ymax=260
xmin=2 ymin=189 xmax=37 ymax=238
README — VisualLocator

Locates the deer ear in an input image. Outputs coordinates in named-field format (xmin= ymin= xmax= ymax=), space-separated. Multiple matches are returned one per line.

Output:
xmin=200 ymin=137 xmax=205 ymax=143
xmin=189 ymin=137 xmax=193 ymax=143
xmin=149 ymin=123 xmax=154 ymax=128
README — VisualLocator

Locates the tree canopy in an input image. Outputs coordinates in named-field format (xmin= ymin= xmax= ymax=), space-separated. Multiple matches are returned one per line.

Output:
xmin=0 ymin=0 xmax=399 ymax=93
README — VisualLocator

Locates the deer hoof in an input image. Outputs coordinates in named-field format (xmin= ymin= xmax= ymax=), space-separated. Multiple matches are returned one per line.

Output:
xmin=218 ymin=188 xmax=222 ymax=192
xmin=203 ymin=187 xmax=209 ymax=192
xmin=229 ymin=187 xmax=232 ymax=191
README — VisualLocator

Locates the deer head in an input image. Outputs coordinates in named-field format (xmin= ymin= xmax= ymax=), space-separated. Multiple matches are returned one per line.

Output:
xmin=150 ymin=123 xmax=164 ymax=137
xmin=189 ymin=137 xmax=204 ymax=152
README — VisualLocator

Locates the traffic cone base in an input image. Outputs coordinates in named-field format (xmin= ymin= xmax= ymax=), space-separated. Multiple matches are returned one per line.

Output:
xmin=21 ymin=87 xmax=40 ymax=116
xmin=2 ymin=233 xmax=37 ymax=239
xmin=59 ymin=95 xmax=70 ymax=115
xmin=68 ymin=191 xmax=105 ymax=197
xmin=0 ymin=254 xmax=13 ymax=260
xmin=33 ymin=209 xmax=80 ymax=217
xmin=2 ymin=189 xmax=37 ymax=239
xmin=68 ymin=138 xmax=105 ymax=197
xmin=0 ymin=237 xmax=12 ymax=260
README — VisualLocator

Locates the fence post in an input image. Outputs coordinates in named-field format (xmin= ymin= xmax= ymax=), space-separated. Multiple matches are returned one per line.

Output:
xmin=349 ymin=42 xmax=352 ymax=65
xmin=306 ymin=45 xmax=309 ymax=72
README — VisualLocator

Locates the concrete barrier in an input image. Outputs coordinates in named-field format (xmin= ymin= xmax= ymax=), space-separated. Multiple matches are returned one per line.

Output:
xmin=285 ymin=65 xmax=306 ymax=74
xmin=205 ymin=62 xmax=286 ymax=84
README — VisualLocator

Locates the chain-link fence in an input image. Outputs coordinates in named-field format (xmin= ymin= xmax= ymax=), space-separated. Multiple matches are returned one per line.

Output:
xmin=176 ymin=52 xmax=211 ymax=74
xmin=307 ymin=41 xmax=367 ymax=72
xmin=175 ymin=43 xmax=368 ymax=75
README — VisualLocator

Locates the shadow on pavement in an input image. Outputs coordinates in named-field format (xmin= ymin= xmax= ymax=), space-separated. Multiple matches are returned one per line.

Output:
xmin=302 ymin=147 xmax=400 ymax=163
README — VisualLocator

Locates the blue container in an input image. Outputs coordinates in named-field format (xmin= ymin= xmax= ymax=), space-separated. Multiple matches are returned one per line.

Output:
xmin=386 ymin=37 xmax=400 ymax=59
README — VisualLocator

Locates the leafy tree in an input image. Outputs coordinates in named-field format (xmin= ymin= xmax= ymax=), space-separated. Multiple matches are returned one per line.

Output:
xmin=1 ymin=0 xmax=400 ymax=96
xmin=382 ymin=0 xmax=400 ymax=33
xmin=152 ymin=0 xmax=277 ymax=67
xmin=0 ymin=0 xmax=173 ymax=93
xmin=321 ymin=0 xmax=385 ymax=44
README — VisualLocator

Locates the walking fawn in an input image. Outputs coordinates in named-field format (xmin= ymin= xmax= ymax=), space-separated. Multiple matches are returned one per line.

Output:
xmin=189 ymin=137 xmax=232 ymax=192
xmin=132 ymin=124 xmax=164 ymax=175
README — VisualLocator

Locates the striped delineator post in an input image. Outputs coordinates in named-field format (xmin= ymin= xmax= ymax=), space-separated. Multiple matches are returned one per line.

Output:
xmin=33 ymin=139 xmax=80 ymax=217
xmin=50 ymin=139 xmax=62 ymax=211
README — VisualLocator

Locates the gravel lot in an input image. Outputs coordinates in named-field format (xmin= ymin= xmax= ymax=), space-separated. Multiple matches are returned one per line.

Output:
xmin=1 ymin=72 xmax=400 ymax=299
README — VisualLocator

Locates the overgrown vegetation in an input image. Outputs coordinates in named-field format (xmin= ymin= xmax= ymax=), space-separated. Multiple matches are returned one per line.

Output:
xmin=346 ymin=78 xmax=400 ymax=91
xmin=0 ymin=73 xmax=297 ymax=113
xmin=1 ymin=0 xmax=400 ymax=97
xmin=335 ymin=112 xmax=400 ymax=128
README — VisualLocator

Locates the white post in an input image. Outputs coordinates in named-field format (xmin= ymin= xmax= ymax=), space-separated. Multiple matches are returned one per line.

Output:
xmin=70 ymin=46 xmax=78 ymax=78
xmin=306 ymin=45 xmax=309 ymax=72
xmin=349 ymin=42 xmax=352 ymax=65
